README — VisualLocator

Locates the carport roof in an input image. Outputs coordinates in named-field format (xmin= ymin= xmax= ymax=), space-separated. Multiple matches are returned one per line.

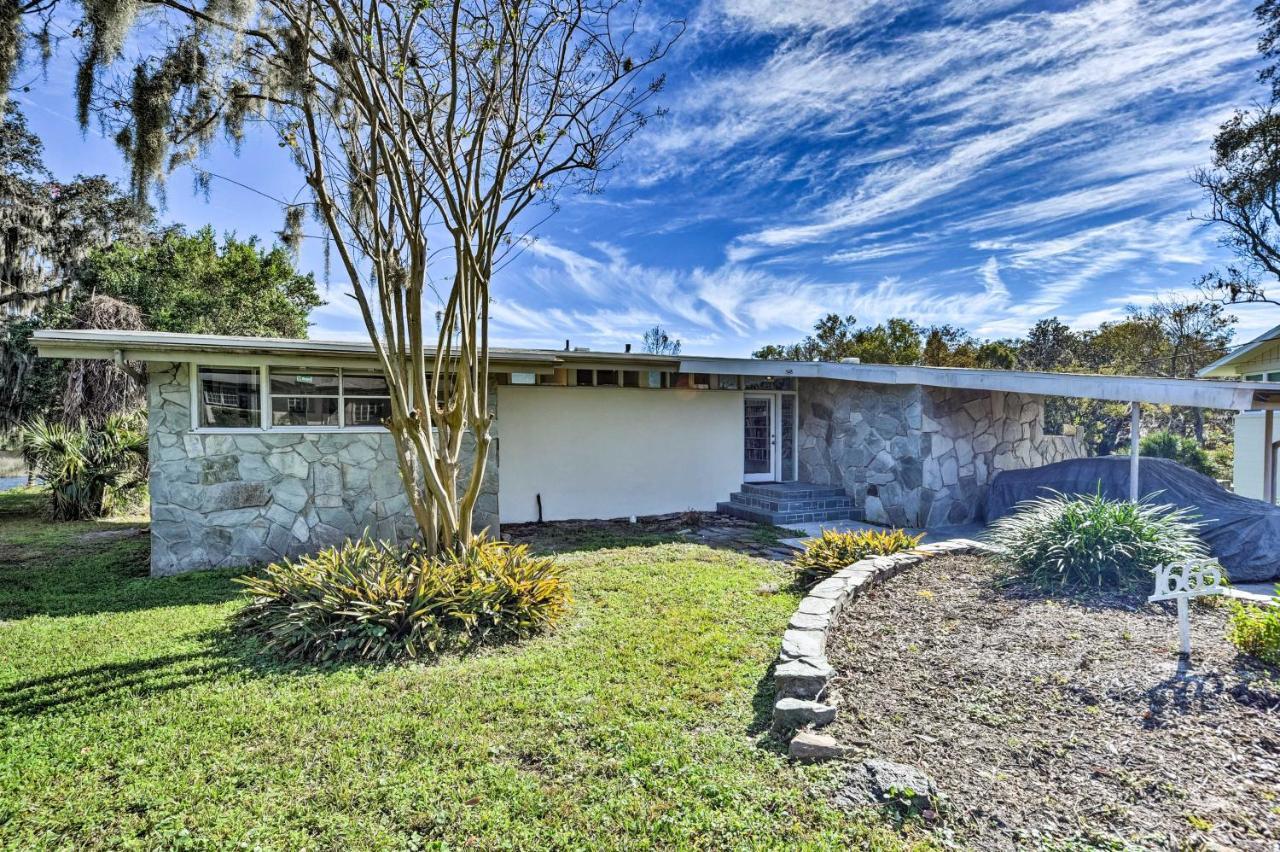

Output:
xmin=679 ymin=357 xmax=1280 ymax=411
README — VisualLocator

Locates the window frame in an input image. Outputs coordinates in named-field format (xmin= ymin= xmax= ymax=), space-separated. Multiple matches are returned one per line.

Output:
xmin=190 ymin=362 xmax=392 ymax=433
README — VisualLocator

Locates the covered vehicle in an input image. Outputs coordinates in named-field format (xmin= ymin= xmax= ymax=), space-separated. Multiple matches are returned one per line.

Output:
xmin=985 ymin=456 xmax=1280 ymax=582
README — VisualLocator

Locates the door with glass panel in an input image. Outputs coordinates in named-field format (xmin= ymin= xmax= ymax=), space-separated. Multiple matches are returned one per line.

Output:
xmin=743 ymin=394 xmax=774 ymax=482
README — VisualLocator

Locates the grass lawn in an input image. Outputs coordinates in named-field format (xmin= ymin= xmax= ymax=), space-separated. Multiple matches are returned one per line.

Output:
xmin=0 ymin=488 xmax=915 ymax=849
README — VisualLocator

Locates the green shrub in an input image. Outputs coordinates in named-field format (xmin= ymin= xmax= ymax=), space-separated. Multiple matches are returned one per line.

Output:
xmin=794 ymin=527 xmax=924 ymax=584
xmin=985 ymin=490 xmax=1207 ymax=591
xmin=20 ymin=412 xmax=148 ymax=520
xmin=1136 ymin=430 xmax=1213 ymax=477
xmin=1226 ymin=595 xmax=1280 ymax=666
xmin=235 ymin=535 xmax=571 ymax=662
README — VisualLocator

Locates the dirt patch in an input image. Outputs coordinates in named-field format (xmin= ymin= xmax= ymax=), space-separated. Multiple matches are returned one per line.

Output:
xmin=824 ymin=554 xmax=1280 ymax=850
xmin=504 ymin=512 xmax=800 ymax=560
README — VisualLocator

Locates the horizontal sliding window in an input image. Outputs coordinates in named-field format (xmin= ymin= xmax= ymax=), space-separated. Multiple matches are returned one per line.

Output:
xmin=194 ymin=365 xmax=392 ymax=430
xmin=198 ymin=367 xmax=260 ymax=428
xmin=271 ymin=368 xmax=340 ymax=427
xmin=342 ymin=371 xmax=392 ymax=427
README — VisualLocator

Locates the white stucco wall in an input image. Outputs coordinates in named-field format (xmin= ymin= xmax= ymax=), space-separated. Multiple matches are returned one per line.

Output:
xmin=496 ymin=386 xmax=743 ymax=523
xmin=1233 ymin=411 xmax=1273 ymax=500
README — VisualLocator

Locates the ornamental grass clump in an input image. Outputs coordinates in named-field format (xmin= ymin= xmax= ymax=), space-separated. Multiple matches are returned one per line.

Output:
xmin=235 ymin=535 xmax=570 ymax=662
xmin=985 ymin=490 xmax=1207 ymax=592
xmin=794 ymin=528 xmax=924 ymax=585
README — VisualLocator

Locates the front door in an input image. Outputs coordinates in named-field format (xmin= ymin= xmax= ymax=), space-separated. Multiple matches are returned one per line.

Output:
xmin=744 ymin=394 xmax=775 ymax=482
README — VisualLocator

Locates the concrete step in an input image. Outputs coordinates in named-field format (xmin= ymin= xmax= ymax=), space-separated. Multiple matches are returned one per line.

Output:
xmin=726 ymin=491 xmax=853 ymax=514
xmin=740 ymin=482 xmax=847 ymax=500
xmin=716 ymin=500 xmax=855 ymax=527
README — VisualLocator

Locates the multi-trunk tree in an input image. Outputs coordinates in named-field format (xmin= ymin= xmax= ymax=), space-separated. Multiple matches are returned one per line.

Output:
xmin=0 ymin=0 xmax=680 ymax=553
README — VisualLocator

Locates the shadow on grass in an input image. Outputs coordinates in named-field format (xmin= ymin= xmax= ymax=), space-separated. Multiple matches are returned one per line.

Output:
xmin=0 ymin=617 xmax=529 ymax=718
xmin=746 ymin=662 xmax=791 ymax=756
xmin=0 ymin=487 xmax=245 ymax=620
xmin=0 ymin=648 xmax=241 ymax=717
xmin=0 ymin=538 xmax=246 ymax=620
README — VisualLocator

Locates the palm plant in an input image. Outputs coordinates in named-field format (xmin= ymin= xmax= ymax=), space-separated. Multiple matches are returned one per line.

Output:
xmin=20 ymin=412 xmax=148 ymax=520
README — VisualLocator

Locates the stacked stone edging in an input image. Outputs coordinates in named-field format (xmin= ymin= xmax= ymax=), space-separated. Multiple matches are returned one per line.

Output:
xmin=773 ymin=538 xmax=997 ymax=758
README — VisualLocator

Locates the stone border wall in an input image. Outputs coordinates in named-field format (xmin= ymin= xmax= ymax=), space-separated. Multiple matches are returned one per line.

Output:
xmin=772 ymin=539 xmax=997 ymax=760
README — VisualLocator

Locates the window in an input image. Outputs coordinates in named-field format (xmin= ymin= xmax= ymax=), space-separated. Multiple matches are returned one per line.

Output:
xmin=718 ymin=374 xmax=740 ymax=390
xmin=198 ymin=367 xmax=260 ymax=428
xmin=342 ymin=371 xmax=392 ymax=427
xmin=1246 ymin=373 xmax=1265 ymax=381
xmin=1269 ymin=372 xmax=1280 ymax=383
xmin=271 ymin=368 xmax=340 ymax=427
xmin=744 ymin=376 xmax=795 ymax=391
xmin=195 ymin=364 xmax=392 ymax=430
xmin=510 ymin=371 xmax=537 ymax=385
xmin=596 ymin=369 xmax=619 ymax=386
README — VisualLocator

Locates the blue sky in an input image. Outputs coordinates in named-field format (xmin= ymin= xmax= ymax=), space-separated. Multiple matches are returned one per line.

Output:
xmin=16 ymin=0 xmax=1279 ymax=355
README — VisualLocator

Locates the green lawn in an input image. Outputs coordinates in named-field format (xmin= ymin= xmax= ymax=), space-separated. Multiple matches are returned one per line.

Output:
xmin=0 ymin=488 xmax=918 ymax=849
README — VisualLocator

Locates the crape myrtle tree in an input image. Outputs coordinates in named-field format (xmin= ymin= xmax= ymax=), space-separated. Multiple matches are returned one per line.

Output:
xmin=6 ymin=0 xmax=682 ymax=553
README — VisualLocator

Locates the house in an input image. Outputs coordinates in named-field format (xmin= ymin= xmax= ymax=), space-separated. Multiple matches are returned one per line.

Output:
xmin=34 ymin=329 xmax=1280 ymax=576
xmin=1198 ymin=324 xmax=1280 ymax=502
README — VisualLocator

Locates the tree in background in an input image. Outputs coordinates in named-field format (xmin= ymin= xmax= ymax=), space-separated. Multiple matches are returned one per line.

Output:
xmin=1017 ymin=318 xmax=1078 ymax=372
xmin=754 ymin=314 xmax=923 ymax=364
xmin=1194 ymin=1 xmax=1280 ymax=310
xmin=79 ymin=227 xmax=321 ymax=338
xmin=1136 ymin=430 xmax=1215 ymax=477
xmin=642 ymin=325 xmax=681 ymax=356
xmin=0 ymin=104 xmax=151 ymax=313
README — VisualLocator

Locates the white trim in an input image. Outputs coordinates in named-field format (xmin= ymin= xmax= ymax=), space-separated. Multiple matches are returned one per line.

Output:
xmin=190 ymin=361 xmax=391 ymax=433
xmin=191 ymin=426 xmax=389 ymax=435
xmin=743 ymin=393 xmax=775 ymax=483
xmin=680 ymin=357 xmax=1280 ymax=411
xmin=1198 ymin=323 xmax=1280 ymax=377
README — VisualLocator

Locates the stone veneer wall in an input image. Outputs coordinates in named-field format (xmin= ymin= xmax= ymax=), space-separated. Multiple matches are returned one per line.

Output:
xmin=798 ymin=380 xmax=1085 ymax=528
xmin=148 ymin=362 xmax=498 ymax=576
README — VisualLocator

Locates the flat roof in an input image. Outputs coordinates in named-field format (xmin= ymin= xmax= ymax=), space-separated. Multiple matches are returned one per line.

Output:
xmin=680 ymin=357 xmax=1280 ymax=411
xmin=31 ymin=329 xmax=681 ymax=371
xmin=32 ymin=329 xmax=1280 ymax=410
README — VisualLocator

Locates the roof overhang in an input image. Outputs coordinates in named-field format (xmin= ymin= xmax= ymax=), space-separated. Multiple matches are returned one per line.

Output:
xmin=1198 ymin=323 xmax=1280 ymax=377
xmin=680 ymin=356 xmax=1280 ymax=411
xmin=31 ymin=329 xmax=681 ymax=373
xmin=33 ymin=330 xmax=1278 ymax=410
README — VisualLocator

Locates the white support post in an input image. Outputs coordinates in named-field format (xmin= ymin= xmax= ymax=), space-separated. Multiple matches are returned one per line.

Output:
xmin=1177 ymin=597 xmax=1191 ymax=658
xmin=1265 ymin=409 xmax=1276 ymax=505
xmin=1129 ymin=401 xmax=1141 ymax=502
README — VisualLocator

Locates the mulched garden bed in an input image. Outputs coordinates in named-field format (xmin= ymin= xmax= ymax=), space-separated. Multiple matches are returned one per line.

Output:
xmin=504 ymin=511 xmax=800 ymax=559
xmin=823 ymin=553 xmax=1280 ymax=850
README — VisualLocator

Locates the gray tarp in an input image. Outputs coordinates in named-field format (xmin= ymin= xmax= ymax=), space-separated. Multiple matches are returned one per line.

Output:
xmin=985 ymin=456 xmax=1280 ymax=582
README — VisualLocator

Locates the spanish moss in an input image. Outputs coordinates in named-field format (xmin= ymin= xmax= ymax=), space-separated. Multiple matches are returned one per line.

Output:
xmin=0 ymin=0 xmax=22 ymax=105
